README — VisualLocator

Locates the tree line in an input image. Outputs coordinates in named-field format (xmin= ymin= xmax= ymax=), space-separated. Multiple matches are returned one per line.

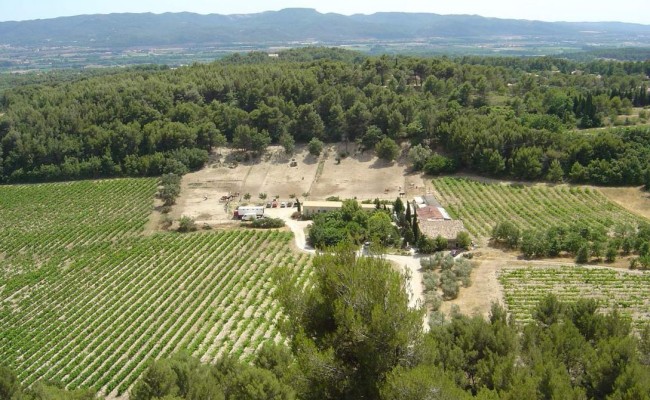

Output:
xmin=1 ymin=48 xmax=650 ymax=185
xmin=492 ymin=220 xmax=650 ymax=267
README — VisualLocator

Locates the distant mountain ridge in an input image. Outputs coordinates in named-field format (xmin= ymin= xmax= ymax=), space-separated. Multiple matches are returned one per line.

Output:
xmin=1 ymin=8 xmax=649 ymax=48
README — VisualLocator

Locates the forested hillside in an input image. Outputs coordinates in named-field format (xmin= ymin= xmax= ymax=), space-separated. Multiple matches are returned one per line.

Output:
xmin=1 ymin=48 xmax=650 ymax=185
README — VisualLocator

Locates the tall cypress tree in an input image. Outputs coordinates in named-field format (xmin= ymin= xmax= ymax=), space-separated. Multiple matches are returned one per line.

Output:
xmin=412 ymin=206 xmax=418 ymax=226
xmin=403 ymin=220 xmax=415 ymax=246
xmin=413 ymin=219 xmax=420 ymax=244
xmin=405 ymin=201 xmax=411 ymax=226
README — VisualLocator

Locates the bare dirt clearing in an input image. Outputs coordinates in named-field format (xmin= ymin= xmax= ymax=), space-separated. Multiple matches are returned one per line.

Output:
xmin=599 ymin=186 xmax=650 ymax=221
xmin=309 ymin=143 xmax=428 ymax=200
xmin=172 ymin=143 xmax=430 ymax=226
xmin=440 ymin=247 xmax=646 ymax=320
xmin=171 ymin=146 xmax=318 ymax=225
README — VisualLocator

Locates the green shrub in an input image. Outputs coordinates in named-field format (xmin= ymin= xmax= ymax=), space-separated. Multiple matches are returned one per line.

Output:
xmin=425 ymin=293 xmax=443 ymax=311
xmin=423 ymin=153 xmax=456 ymax=175
xmin=440 ymin=270 xmax=460 ymax=300
xmin=308 ymin=138 xmax=324 ymax=156
xmin=251 ymin=218 xmax=285 ymax=229
xmin=576 ymin=244 xmax=590 ymax=264
xmin=178 ymin=216 xmax=197 ymax=233
xmin=441 ymin=255 xmax=455 ymax=270
xmin=456 ymin=231 xmax=472 ymax=250
xmin=433 ymin=235 xmax=448 ymax=251
xmin=422 ymin=271 xmax=439 ymax=293
xmin=420 ymin=255 xmax=442 ymax=271
xmin=417 ymin=236 xmax=437 ymax=254
xmin=375 ymin=137 xmax=400 ymax=161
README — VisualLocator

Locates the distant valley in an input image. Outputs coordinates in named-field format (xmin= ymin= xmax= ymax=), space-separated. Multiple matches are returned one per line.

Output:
xmin=1 ymin=8 xmax=650 ymax=71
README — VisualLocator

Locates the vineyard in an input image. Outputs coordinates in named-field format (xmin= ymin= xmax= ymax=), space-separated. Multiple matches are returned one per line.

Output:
xmin=0 ymin=179 xmax=310 ymax=396
xmin=432 ymin=177 xmax=645 ymax=240
xmin=498 ymin=266 xmax=650 ymax=329
xmin=0 ymin=178 xmax=156 ymax=285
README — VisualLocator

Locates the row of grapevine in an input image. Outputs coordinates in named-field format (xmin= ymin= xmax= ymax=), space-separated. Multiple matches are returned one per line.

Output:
xmin=0 ymin=178 xmax=157 ymax=286
xmin=498 ymin=266 xmax=650 ymax=329
xmin=0 ymin=179 xmax=311 ymax=397
xmin=432 ymin=177 xmax=644 ymax=240
xmin=1 ymin=229 xmax=308 ymax=397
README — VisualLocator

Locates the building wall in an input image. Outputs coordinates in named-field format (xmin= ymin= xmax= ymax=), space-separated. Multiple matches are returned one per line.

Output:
xmin=302 ymin=204 xmax=343 ymax=216
xmin=302 ymin=201 xmax=388 ymax=216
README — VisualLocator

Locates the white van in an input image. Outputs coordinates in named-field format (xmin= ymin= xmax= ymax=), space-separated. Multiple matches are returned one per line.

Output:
xmin=242 ymin=213 xmax=258 ymax=221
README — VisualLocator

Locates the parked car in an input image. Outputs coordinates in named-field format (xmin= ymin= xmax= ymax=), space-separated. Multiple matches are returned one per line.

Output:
xmin=280 ymin=202 xmax=287 ymax=208
xmin=266 ymin=202 xmax=272 ymax=208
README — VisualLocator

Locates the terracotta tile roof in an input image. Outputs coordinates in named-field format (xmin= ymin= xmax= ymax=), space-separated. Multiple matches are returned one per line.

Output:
xmin=416 ymin=205 xmax=444 ymax=220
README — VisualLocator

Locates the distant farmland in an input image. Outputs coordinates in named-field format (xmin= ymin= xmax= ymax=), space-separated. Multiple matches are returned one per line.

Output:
xmin=0 ymin=179 xmax=309 ymax=396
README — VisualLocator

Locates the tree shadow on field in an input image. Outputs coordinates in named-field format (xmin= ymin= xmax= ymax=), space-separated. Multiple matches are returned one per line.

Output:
xmin=370 ymin=158 xmax=396 ymax=169
xmin=352 ymin=150 xmax=374 ymax=163
xmin=302 ymin=153 xmax=319 ymax=165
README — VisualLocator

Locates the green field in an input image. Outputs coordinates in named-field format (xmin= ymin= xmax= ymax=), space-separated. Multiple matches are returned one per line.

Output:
xmin=432 ymin=177 xmax=645 ymax=239
xmin=498 ymin=266 xmax=650 ymax=329
xmin=0 ymin=179 xmax=310 ymax=396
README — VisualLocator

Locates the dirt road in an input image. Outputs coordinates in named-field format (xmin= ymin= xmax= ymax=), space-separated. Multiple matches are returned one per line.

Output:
xmin=384 ymin=253 xmax=429 ymax=331
xmin=269 ymin=208 xmax=430 ymax=331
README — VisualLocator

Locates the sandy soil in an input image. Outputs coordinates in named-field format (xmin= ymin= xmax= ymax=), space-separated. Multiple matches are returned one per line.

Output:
xmin=439 ymin=248 xmax=521 ymax=318
xmin=309 ymin=143 xmax=428 ymax=201
xmin=599 ymin=186 xmax=650 ymax=221
xmin=170 ymin=143 xmax=430 ymax=227
xmin=170 ymin=146 xmax=319 ymax=226
xmin=242 ymin=146 xmax=320 ymax=200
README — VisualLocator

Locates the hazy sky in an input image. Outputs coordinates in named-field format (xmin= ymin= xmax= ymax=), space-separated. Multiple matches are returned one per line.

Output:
xmin=2 ymin=0 xmax=650 ymax=24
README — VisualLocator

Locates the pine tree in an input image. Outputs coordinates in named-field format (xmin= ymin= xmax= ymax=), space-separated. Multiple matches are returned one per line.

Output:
xmin=393 ymin=197 xmax=405 ymax=214
xmin=546 ymin=159 xmax=564 ymax=182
